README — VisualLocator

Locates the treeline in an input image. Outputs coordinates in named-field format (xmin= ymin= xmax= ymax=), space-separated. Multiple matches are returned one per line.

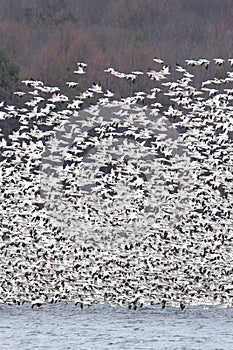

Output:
xmin=0 ymin=0 xmax=233 ymax=101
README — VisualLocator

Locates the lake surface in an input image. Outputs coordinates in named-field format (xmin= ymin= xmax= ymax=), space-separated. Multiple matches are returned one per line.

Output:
xmin=0 ymin=303 xmax=232 ymax=350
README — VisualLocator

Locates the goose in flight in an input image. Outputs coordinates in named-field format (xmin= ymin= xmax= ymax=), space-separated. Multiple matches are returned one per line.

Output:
xmin=214 ymin=58 xmax=225 ymax=65
xmin=66 ymin=82 xmax=79 ymax=88
xmin=153 ymin=57 xmax=164 ymax=64
xmin=195 ymin=58 xmax=210 ymax=69
xmin=74 ymin=62 xmax=87 ymax=74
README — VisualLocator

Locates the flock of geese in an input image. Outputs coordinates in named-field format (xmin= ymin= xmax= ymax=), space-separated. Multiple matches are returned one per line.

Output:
xmin=0 ymin=57 xmax=232 ymax=309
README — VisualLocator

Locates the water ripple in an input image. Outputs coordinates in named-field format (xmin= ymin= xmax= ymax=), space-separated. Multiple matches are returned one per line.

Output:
xmin=0 ymin=304 xmax=232 ymax=350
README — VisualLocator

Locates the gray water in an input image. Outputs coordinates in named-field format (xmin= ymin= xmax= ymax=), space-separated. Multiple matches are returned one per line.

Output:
xmin=0 ymin=303 xmax=232 ymax=350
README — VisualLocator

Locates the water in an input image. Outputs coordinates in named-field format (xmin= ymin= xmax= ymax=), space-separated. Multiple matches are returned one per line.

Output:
xmin=0 ymin=303 xmax=232 ymax=350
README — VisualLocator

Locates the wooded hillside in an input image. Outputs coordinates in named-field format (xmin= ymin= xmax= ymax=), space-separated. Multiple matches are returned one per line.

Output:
xmin=0 ymin=0 xmax=233 ymax=100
